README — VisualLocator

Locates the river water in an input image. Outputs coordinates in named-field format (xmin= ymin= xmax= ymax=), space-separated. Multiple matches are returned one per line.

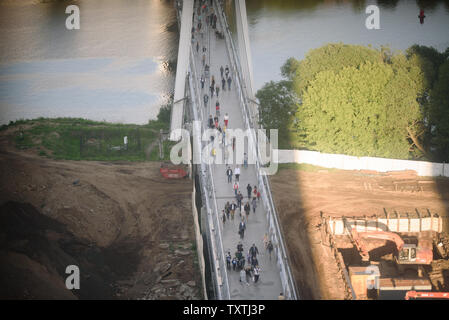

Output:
xmin=0 ymin=0 xmax=178 ymax=125
xmin=1 ymin=0 xmax=448 ymax=124
xmin=236 ymin=0 xmax=449 ymax=90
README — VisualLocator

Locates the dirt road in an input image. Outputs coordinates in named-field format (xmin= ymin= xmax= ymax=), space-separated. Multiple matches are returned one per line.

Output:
xmin=270 ymin=168 xmax=449 ymax=299
xmin=0 ymin=127 xmax=200 ymax=299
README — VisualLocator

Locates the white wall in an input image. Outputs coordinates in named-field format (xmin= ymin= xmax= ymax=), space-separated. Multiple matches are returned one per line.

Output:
xmin=277 ymin=149 xmax=449 ymax=177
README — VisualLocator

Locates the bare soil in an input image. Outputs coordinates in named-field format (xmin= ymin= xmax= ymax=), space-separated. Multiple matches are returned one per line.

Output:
xmin=0 ymin=126 xmax=201 ymax=300
xmin=270 ymin=168 xmax=449 ymax=300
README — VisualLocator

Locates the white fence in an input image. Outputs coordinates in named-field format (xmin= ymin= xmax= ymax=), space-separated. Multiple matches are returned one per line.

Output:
xmin=328 ymin=214 xmax=443 ymax=235
xmin=278 ymin=149 xmax=449 ymax=177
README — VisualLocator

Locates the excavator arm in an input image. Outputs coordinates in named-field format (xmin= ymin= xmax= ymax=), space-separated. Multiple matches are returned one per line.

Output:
xmin=343 ymin=217 xmax=404 ymax=261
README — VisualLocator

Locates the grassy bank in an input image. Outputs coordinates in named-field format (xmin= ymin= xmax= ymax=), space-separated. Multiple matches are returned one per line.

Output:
xmin=2 ymin=117 xmax=175 ymax=161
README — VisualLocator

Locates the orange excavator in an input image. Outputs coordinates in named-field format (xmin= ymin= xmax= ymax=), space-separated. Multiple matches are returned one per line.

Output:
xmin=405 ymin=291 xmax=449 ymax=300
xmin=343 ymin=217 xmax=433 ymax=266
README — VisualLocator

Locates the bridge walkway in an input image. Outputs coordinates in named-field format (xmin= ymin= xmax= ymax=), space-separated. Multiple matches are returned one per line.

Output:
xmin=191 ymin=1 xmax=283 ymax=299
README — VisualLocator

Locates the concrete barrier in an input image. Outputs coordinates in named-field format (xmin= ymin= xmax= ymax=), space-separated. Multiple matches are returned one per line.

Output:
xmin=278 ymin=149 xmax=449 ymax=177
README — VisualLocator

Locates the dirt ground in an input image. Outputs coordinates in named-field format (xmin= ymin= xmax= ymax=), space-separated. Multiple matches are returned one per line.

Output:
xmin=270 ymin=168 xmax=449 ymax=300
xmin=0 ymin=126 xmax=201 ymax=300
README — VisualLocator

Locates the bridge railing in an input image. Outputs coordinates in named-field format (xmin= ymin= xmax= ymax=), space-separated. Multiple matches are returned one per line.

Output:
xmin=180 ymin=1 xmax=231 ymax=300
xmin=213 ymin=0 xmax=299 ymax=300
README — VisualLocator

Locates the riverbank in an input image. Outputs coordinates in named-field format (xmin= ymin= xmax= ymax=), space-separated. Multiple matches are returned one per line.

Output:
xmin=1 ymin=117 xmax=174 ymax=161
xmin=0 ymin=120 xmax=202 ymax=300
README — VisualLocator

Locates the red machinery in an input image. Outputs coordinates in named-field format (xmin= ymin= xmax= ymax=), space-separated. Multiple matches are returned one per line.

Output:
xmin=405 ymin=291 xmax=449 ymax=300
xmin=343 ymin=217 xmax=404 ymax=262
xmin=159 ymin=162 xmax=188 ymax=179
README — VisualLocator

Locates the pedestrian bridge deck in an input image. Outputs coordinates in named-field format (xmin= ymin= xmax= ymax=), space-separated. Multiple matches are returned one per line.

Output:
xmin=189 ymin=1 xmax=283 ymax=299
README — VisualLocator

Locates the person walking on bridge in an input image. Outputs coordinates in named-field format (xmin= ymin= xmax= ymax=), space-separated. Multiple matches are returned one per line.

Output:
xmin=267 ymin=240 xmax=274 ymax=260
xmin=230 ymin=201 xmax=236 ymax=220
xmin=251 ymin=257 xmax=259 ymax=269
xmin=226 ymin=166 xmax=233 ymax=183
xmin=240 ymin=269 xmax=248 ymax=286
xmin=237 ymin=241 xmax=243 ymax=253
xmin=225 ymin=65 xmax=229 ymax=78
xmin=222 ymin=209 xmax=226 ymax=225
xmin=249 ymin=244 xmax=259 ymax=259
xmin=203 ymin=93 xmax=208 ymax=107
xmin=208 ymin=114 xmax=214 ymax=128
xmin=200 ymin=75 xmax=205 ymax=89
xmin=253 ymin=185 xmax=258 ymax=198
xmin=253 ymin=266 xmax=260 ymax=283
xmin=224 ymin=113 xmax=229 ymax=127
xmin=202 ymin=53 xmax=206 ymax=66
xmin=238 ymin=219 xmax=246 ymax=239
xmin=214 ymin=115 xmax=219 ymax=128
xmin=225 ymin=201 xmax=230 ymax=220
xmin=210 ymin=84 xmax=214 ymax=97
xmin=222 ymin=77 xmax=226 ymax=91
xmin=215 ymin=85 xmax=220 ymax=98
xmin=210 ymin=13 xmax=214 ymax=27
xmin=237 ymin=191 xmax=243 ymax=208
xmin=234 ymin=165 xmax=240 ymax=182
xmin=233 ymin=181 xmax=239 ymax=196
xmin=244 ymin=202 xmax=250 ymax=220
xmin=246 ymin=183 xmax=252 ymax=199
xmin=215 ymin=100 xmax=220 ymax=116
xmin=227 ymin=76 xmax=232 ymax=91
xmin=251 ymin=196 xmax=257 ymax=214
xmin=220 ymin=66 xmax=224 ymax=78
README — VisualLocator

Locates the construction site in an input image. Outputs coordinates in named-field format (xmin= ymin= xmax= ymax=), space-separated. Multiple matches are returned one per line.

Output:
xmin=271 ymin=167 xmax=449 ymax=300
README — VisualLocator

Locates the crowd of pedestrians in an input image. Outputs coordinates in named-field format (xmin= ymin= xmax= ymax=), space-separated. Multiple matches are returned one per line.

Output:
xmin=222 ymin=161 xmax=270 ymax=286
xmin=192 ymin=0 xmax=277 ymax=291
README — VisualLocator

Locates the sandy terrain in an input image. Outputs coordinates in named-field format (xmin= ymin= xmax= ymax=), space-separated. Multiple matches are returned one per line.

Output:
xmin=270 ymin=168 xmax=449 ymax=300
xmin=0 ymin=127 xmax=201 ymax=300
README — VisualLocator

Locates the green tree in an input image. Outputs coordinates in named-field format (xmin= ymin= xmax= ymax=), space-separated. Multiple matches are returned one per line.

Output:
xmin=296 ymin=61 xmax=423 ymax=158
xmin=257 ymin=43 xmax=447 ymax=160
xmin=154 ymin=104 xmax=172 ymax=125
xmin=281 ymin=43 xmax=384 ymax=96
xmin=429 ymin=60 xmax=449 ymax=161
xmin=255 ymin=80 xmax=299 ymax=148
xmin=406 ymin=44 xmax=445 ymax=89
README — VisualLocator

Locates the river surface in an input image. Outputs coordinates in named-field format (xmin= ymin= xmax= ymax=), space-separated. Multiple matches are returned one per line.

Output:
xmin=0 ymin=0 xmax=178 ymax=124
xmin=235 ymin=0 xmax=449 ymax=90
xmin=1 ymin=0 xmax=449 ymax=124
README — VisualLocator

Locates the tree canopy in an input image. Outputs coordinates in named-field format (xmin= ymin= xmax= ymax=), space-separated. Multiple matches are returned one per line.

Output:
xmin=256 ymin=43 xmax=449 ymax=161
xmin=255 ymin=80 xmax=298 ymax=148
xmin=429 ymin=60 xmax=449 ymax=161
